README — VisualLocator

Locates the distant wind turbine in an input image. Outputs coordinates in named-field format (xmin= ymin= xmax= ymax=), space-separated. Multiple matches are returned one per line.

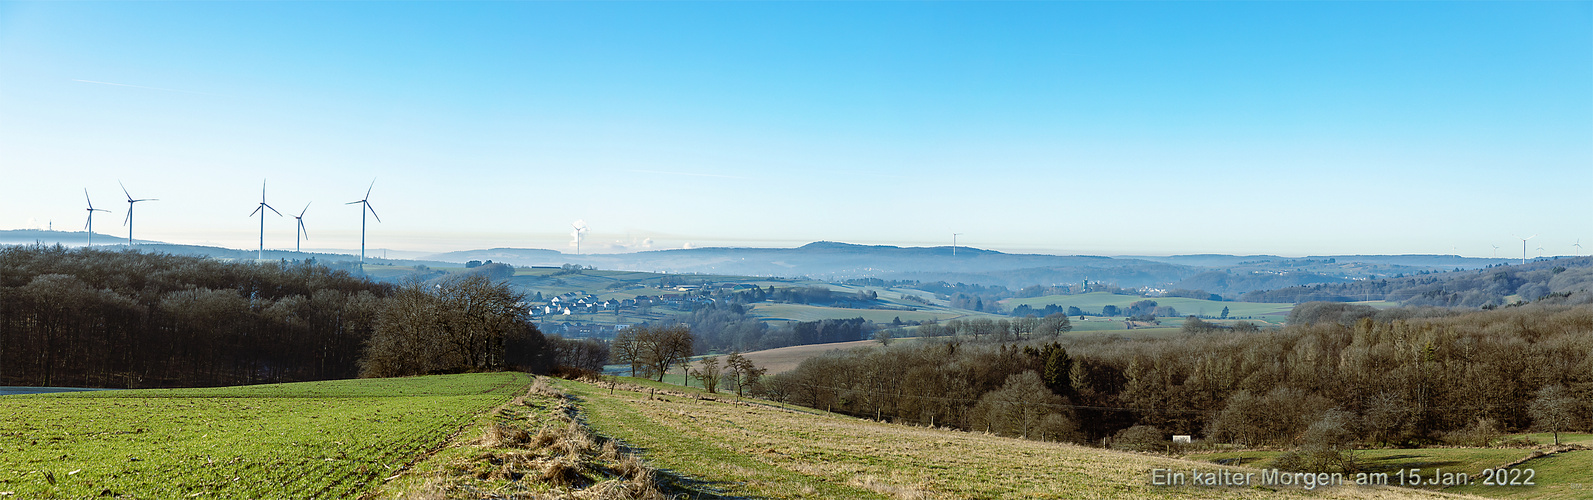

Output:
xmin=1491 ymin=244 xmax=1500 ymax=258
xmin=292 ymin=203 xmax=310 ymax=253
xmin=571 ymin=220 xmax=589 ymax=254
xmin=952 ymin=233 xmax=963 ymax=257
xmin=249 ymin=180 xmax=283 ymax=260
xmin=83 ymin=189 xmax=110 ymax=247
xmin=346 ymin=180 xmax=381 ymax=273
xmin=1513 ymin=234 xmax=1537 ymax=265
xmin=119 ymin=181 xmax=157 ymax=246
xmin=1574 ymin=239 xmax=1583 ymax=256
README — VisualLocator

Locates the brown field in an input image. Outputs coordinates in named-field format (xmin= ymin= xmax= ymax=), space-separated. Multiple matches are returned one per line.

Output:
xmin=741 ymin=338 xmax=904 ymax=374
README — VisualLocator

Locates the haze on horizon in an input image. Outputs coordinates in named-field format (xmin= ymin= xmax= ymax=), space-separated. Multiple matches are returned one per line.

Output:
xmin=2 ymin=2 xmax=1589 ymax=258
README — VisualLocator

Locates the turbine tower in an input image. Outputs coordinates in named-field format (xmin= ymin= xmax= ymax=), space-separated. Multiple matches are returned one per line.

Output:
xmin=346 ymin=180 xmax=381 ymax=273
xmin=571 ymin=220 xmax=588 ymax=254
xmin=83 ymin=189 xmax=109 ymax=247
xmin=952 ymin=233 xmax=963 ymax=257
xmin=120 ymin=181 xmax=157 ymax=246
xmin=1513 ymin=234 xmax=1537 ymax=265
xmin=292 ymin=203 xmax=310 ymax=253
xmin=249 ymin=180 xmax=283 ymax=260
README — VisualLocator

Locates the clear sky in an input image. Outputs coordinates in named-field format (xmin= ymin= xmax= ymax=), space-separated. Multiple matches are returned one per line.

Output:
xmin=2 ymin=1 xmax=1589 ymax=258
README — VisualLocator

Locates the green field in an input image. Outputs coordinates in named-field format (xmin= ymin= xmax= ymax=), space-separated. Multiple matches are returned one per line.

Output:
xmin=1190 ymin=447 xmax=1588 ymax=499
xmin=1448 ymin=449 xmax=1592 ymax=500
xmin=1003 ymin=292 xmax=1300 ymax=323
xmin=748 ymin=302 xmax=992 ymax=323
xmin=0 ymin=373 xmax=531 ymax=498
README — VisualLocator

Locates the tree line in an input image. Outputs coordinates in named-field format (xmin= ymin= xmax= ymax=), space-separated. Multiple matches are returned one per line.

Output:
xmin=1239 ymin=258 xmax=1592 ymax=307
xmin=1 ymin=245 xmax=593 ymax=388
xmin=762 ymin=299 xmax=1592 ymax=459
xmin=1 ymin=245 xmax=391 ymax=387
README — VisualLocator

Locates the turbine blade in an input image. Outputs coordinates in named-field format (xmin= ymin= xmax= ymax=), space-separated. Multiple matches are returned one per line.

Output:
xmin=261 ymin=180 xmax=268 ymax=202
xmin=365 ymin=179 xmax=375 ymax=199
xmin=265 ymin=203 xmax=282 ymax=216
xmin=84 ymin=188 xmax=93 ymax=208
xmin=250 ymin=205 xmax=263 ymax=217
xmin=346 ymin=200 xmax=362 ymax=205
xmin=119 ymin=181 xmax=131 ymax=200
xmin=299 ymin=221 xmax=309 ymax=240
xmin=299 ymin=202 xmax=310 ymax=217
xmin=123 ymin=210 xmax=131 ymax=226
xmin=84 ymin=216 xmax=92 ymax=231
xmin=365 ymin=203 xmax=381 ymax=223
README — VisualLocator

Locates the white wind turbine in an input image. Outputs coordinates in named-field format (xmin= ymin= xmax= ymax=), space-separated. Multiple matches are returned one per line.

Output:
xmin=292 ymin=203 xmax=310 ymax=253
xmin=1491 ymin=244 xmax=1500 ymax=258
xmin=120 ymin=181 xmax=157 ymax=246
xmin=1575 ymin=239 xmax=1584 ymax=256
xmin=249 ymin=180 xmax=283 ymax=260
xmin=347 ymin=180 xmax=381 ymax=273
xmin=571 ymin=219 xmax=589 ymax=254
xmin=1513 ymin=234 xmax=1537 ymax=265
xmin=83 ymin=189 xmax=110 ymax=247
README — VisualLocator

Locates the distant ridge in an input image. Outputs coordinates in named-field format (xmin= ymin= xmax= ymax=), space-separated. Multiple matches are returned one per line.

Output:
xmin=0 ymin=229 xmax=456 ymax=268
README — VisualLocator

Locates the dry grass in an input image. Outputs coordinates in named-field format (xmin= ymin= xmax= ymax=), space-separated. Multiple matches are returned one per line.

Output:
xmin=565 ymin=378 xmax=1494 ymax=500
xmin=380 ymin=376 xmax=668 ymax=500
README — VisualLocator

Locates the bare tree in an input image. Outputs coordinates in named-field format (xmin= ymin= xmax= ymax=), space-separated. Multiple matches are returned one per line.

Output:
xmin=635 ymin=325 xmax=693 ymax=382
xmin=695 ymin=356 xmax=722 ymax=393
xmin=1529 ymin=384 xmax=1582 ymax=445
xmin=362 ymin=274 xmax=538 ymax=377
xmin=610 ymin=329 xmax=643 ymax=377
xmin=725 ymin=351 xmax=767 ymax=399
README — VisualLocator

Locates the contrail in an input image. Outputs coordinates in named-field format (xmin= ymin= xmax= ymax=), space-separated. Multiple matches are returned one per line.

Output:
xmin=626 ymin=169 xmax=747 ymax=180
xmin=72 ymin=79 xmax=212 ymax=95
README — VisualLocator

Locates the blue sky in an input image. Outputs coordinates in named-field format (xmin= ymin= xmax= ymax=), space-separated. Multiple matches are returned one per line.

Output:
xmin=2 ymin=1 xmax=1589 ymax=257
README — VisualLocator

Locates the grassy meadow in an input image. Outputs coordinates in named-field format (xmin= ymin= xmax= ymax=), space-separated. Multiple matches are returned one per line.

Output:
xmin=1189 ymin=443 xmax=1591 ymax=500
xmin=558 ymin=377 xmax=1478 ymax=500
xmin=0 ymin=373 xmax=532 ymax=498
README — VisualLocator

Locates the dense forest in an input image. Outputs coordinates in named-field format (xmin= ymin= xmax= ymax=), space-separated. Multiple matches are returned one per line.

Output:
xmin=0 ymin=245 xmax=391 ymax=387
xmin=1240 ymin=257 xmax=1593 ymax=306
xmin=0 ymin=245 xmax=578 ymax=388
xmin=671 ymin=302 xmax=877 ymax=354
xmin=763 ymin=297 xmax=1593 ymax=456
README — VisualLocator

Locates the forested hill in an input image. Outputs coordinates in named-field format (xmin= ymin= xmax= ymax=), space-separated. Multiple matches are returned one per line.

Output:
xmin=0 ymin=245 xmax=566 ymax=389
xmin=0 ymin=229 xmax=458 ymax=269
xmin=435 ymin=242 xmax=1201 ymax=288
xmin=1239 ymin=256 xmax=1593 ymax=306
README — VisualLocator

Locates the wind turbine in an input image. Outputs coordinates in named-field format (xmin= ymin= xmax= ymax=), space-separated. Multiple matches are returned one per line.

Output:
xmin=1491 ymin=244 xmax=1500 ymax=258
xmin=952 ymin=233 xmax=963 ymax=257
xmin=292 ymin=203 xmax=310 ymax=253
xmin=1575 ymin=239 xmax=1584 ymax=256
xmin=249 ymin=180 xmax=283 ymax=260
xmin=346 ymin=180 xmax=380 ymax=273
xmin=120 ymin=181 xmax=157 ymax=246
xmin=1513 ymin=234 xmax=1537 ymax=265
xmin=83 ymin=189 xmax=110 ymax=247
xmin=571 ymin=220 xmax=588 ymax=254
